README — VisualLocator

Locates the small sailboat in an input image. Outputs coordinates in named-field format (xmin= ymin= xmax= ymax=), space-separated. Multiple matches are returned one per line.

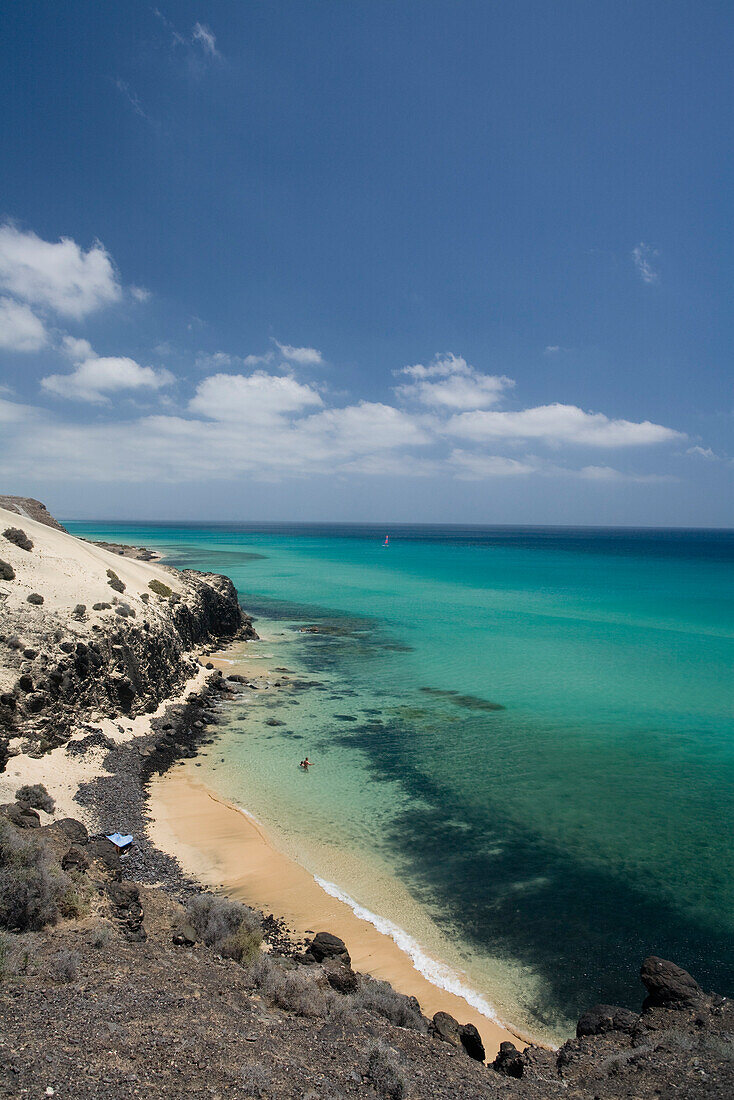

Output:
xmin=383 ymin=534 xmax=389 ymax=548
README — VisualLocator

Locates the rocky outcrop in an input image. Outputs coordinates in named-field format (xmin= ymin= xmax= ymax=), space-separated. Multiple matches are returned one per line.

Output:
xmin=639 ymin=955 xmax=703 ymax=1008
xmin=0 ymin=495 xmax=67 ymax=531
xmin=0 ymin=567 xmax=257 ymax=760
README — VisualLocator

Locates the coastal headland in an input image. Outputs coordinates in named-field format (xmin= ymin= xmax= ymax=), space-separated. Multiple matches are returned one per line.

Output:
xmin=0 ymin=498 xmax=731 ymax=1098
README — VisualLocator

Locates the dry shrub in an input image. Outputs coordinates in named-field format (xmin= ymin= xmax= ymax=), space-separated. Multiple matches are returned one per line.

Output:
xmin=253 ymin=958 xmax=333 ymax=1017
xmin=3 ymin=528 xmax=33 ymax=551
xmin=0 ymin=818 xmax=82 ymax=931
xmin=16 ymin=783 xmax=55 ymax=814
xmin=241 ymin=1063 xmax=271 ymax=1098
xmin=50 ymin=948 xmax=79 ymax=982
xmin=367 ymin=1041 xmax=407 ymax=1100
xmin=185 ymin=892 xmax=261 ymax=954
xmin=220 ymin=923 xmax=262 ymax=966
xmin=352 ymin=976 xmax=428 ymax=1033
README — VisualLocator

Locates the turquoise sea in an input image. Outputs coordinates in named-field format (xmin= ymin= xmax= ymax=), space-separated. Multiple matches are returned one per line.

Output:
xmin=68 ymin=522 xmax=734 ymax=1041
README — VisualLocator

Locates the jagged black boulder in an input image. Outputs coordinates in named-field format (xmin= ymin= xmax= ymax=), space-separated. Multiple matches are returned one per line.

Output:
xmin=307 ymin=931 xmax=351 ymax=967
xmin=459 ymin=1023 xmax=485 ymax=1062
xmin=492 ymin=1041 xmax=524 ymax=1078
xmin=431 ymin=1011 xmax=462 ymax=1047
xmin=640 ymin=956 xmax=703 ymax=1008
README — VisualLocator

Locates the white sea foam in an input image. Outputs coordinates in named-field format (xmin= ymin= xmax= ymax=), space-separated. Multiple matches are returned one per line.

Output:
xmin=313 ymin=874 xmax=501 ymax=1022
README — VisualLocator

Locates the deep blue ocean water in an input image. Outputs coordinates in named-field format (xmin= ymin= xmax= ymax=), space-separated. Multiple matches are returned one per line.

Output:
xmin=68 ymin=522 xmax=734 ymax=1039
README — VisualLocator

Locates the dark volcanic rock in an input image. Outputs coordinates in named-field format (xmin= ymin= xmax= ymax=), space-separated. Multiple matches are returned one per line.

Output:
xmin=324 ymin=961 xmax=358 ymax=994
xmin=54 ymin=818 xmax=89 ymax=845
xmin=640 ymin=955 xmax=703 ymax=1008
xmin=61 ymin=845 xmax=90 ymax=872
xmin=459 ymin=1023 xmax=486 ymax=1062
xmin=492 ymin=1041 xmax=524 ymax=1078
xmin=576 ymin=1003 xmax=638 ymax=1037
xmin=2 ymin=801 xmax=41 ymax=828
xmin=307 ymin=931 xmax=351 ymax=967
xmin=431 ymin=1011 xmax=463 ymax=1047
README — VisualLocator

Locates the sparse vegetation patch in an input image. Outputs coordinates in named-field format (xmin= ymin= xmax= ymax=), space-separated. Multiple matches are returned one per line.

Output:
xmin=148 ymin=579 xmax=173 ymax=598
xmin=3 ymin=527 xmax=33 ymax=551
xmin=106 ymin=569 xmax=125 ymax=593
xmin=16 ymin=784 xmax=55 ymax=813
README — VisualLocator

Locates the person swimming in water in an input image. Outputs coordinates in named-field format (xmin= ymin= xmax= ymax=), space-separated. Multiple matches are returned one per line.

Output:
xmin=300 ymin=757 xmax=314 ymax=769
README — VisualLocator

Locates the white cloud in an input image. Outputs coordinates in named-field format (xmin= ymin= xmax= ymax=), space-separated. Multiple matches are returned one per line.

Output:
xmin=41 ymin=356 xmax=174 ymax=404
xmin=130 ymin=285 xmax=151 ymax=303
xmin=396 ymin=353 xmax=513 ymax=410
xmin=301 ymin=401 xmax=431 ymax=455
xmin=274 ymin=341 xmax=323 ymax=366
xmin=0 ymin=346 xmax=692 ymax=487
xmin=189 ymin=371 xmax=323 ymax=422
xmin=686 ymin=445 xmax=717 ymax=459
xmin=192 ymin=22 xmax=220 ymax=58
xmin=632 ymin=242 xmax=659 ymax=285
xmin=0 ymin=297 xmax=48 ymax=351
xmin=0 ymin=224 xmax=122 ymax=319
xmin=447 ymin=403 xmax=683 ymax=447
xmin=60 ymin=334 xmax=95 ymax=360
xmin=449 ymin=450 xmax=537 ymax=479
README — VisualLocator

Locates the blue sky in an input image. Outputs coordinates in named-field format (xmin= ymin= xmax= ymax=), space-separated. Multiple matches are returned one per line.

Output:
xmin=0 ymin=0 xmax=731 ymax=524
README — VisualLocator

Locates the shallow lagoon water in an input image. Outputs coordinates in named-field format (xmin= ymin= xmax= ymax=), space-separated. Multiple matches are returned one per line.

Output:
xmin=69 ymin=522 xmax=734 ymax=1039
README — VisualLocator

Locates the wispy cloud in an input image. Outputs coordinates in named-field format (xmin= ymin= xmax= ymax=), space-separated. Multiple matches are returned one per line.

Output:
xmin=114 ymin=79 xmax=153 ymax=123
xmin=632 ymin=242 xmax=660 ymax=284
xmin=192 ymin=22 xmax=220 ymax=59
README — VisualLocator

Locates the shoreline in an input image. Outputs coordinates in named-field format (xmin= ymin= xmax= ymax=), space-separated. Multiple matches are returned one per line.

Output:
xmin=148 ymin=763 xmax=533 ymax=1057
xmin=145 ymin=639 xmax=539 ymax=1057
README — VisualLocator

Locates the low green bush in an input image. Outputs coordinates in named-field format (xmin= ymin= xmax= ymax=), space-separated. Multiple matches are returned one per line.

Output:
xmin=106 ymin=569 xmax=125 ymax=593
xmin=148 ymin=579 xmax=173 ymax=598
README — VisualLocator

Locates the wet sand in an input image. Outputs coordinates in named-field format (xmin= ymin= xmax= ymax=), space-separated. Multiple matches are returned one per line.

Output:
xmin=148 ymin=763 xmax=531 ymax=1059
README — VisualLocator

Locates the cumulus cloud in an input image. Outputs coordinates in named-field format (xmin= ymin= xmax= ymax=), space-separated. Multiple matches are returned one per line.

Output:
xmin=189 ymin=371 xmax=323 ymax=422
xmin=42 ymin=356 xmax=174 ymax=404
xmin=396 ymin=353 xmax=513 ymax=410
xmin=0 ymin=341 xmax=692 ymax=487
xmin=0 ymin=224 xmax=122 ymax=319
xmin=446 ymin=403 xmax=683 ymax=447
xmin=632 ymin=242 xmax=660 ymax=284
xmin=0 ymin=297 xmax=48 ymax=351
xmin=274 ymin=341 xmax=323 ymax=365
